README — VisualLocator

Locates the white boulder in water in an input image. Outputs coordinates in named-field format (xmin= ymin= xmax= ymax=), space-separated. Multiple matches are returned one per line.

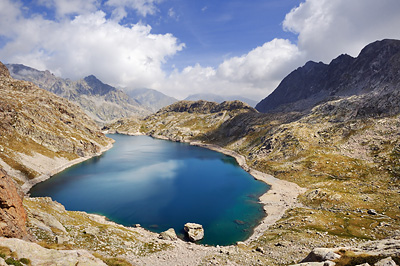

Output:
xmin=184 ymin=222 xmax=204 ymax=242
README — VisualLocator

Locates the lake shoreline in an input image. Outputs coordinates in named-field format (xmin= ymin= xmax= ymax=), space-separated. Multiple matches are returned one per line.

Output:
xmin=25 ymin=129 xmax=305 ymax=246
xmin=186 ymin=141 xmax=306 ymax=243
xmin=21 ymin=141 xmax=114 ymax=194
xmin=108 ymin=131 xmax=306 ymax=244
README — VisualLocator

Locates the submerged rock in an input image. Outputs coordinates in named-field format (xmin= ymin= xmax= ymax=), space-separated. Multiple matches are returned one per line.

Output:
xmin=184 ymin=223 xmax=204 ymax=242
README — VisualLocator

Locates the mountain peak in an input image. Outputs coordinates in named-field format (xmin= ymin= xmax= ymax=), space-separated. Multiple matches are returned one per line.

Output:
xmin=83 ymin=74 xmax=99 ymax=82
xmin=256 ymin=39 xmax=400 ymax=113
xmin=82 ymin=75 xmax=116 ymax=96
xmin=358 ymin=39 xmax=400 ymax=58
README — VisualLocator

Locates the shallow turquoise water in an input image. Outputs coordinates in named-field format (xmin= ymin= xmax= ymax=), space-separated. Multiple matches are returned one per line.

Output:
xmin=30 ymin=134 xmax=269 ymax=246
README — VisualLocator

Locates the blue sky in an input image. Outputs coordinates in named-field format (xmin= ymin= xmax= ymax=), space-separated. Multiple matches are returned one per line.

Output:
xmin=1 ymin=0 xmax=400 ymax=100
xmin=142 ymin=0 xmax=299 ymax=70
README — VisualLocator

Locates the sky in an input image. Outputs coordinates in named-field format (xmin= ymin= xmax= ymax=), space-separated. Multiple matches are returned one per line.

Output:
xmin=1 ymin=0 xmax=400 ymax=101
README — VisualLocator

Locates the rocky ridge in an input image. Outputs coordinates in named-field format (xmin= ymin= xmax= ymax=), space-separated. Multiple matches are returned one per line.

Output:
xmin=291 ymin=238 xmax=400 ymax=266
xmin=185 ymin=93 xmax=258 ymax=107
xmin=256 ymin=39 xmax=400 ymax=113
xmin=104 ymin=100 xmax=258 ymax=142
xmin=6 ymin=64 xmax=151 ymax=124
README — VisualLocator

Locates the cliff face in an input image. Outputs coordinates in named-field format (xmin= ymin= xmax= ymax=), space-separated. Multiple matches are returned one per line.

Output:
xmin=0 ymin=61 xmax=113 ymax=187
xmin=0 ymin=169 xmax=29 ymax=239
xmin=256 ymin=39 xmax=400 ymax=113
xmin=6 ymin=64 xmax=151 ymax=124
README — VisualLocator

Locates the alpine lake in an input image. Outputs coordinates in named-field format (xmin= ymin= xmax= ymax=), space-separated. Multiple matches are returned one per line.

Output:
xmin=30 ymin=134 xmax=269 ymax=246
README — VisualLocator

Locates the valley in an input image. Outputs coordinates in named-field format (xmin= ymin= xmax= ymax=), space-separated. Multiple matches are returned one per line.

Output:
xmin=0 ymin=39 xmax=400 ymax=266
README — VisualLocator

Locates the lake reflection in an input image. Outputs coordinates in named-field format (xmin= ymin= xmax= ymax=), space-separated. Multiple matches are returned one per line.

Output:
xmin=30 ymin=134 xmax=269 ymax=246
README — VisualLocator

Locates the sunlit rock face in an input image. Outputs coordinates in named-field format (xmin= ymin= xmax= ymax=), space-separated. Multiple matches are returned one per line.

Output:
xmin=0 ymin=169 xmax=30 ymax=239
xmin=0 ymin=61 xmax=113 ymax=186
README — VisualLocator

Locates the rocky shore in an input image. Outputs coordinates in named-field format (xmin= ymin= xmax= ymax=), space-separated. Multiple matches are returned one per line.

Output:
xmin=189 ymin=141 xmax=306 ymax=243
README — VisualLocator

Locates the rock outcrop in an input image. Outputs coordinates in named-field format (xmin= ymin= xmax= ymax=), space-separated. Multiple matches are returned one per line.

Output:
xmin=104 ymin=99 xmax=258 ymax=142
xmin=184 ymin=93 xmax=258 ymax=107
xmin=184 ymin=223 xmax=204 ymax=242
xmin=0 ymin=169 xmax=29 ymax=239
xmin=159 ymin=228 xmax=178 ymax=241
xmin=0 ymin=237 xmax=107 ymax=265
xmin=160 ymin=100 xmax=256 ymax=114
xmin=0 ymin=62 xmax=10 ymax=77
xmin=291 ymin=239 xmax=400 ymax=266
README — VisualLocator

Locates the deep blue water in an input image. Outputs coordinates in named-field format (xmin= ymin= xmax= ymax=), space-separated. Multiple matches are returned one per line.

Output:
xmin=30 ymin=134 xmax=269 ymax=246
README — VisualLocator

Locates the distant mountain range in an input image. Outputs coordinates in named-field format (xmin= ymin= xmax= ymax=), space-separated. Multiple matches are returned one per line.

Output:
xmin=184 ymin=93 xmax=258 ymax=107
xmin=255 ymin=39 xmax=400 ymax=113
xmin=6 ymin=64 xmax=177 ymax=123
xmin=126 ymin=88 xmax=177 ymax=113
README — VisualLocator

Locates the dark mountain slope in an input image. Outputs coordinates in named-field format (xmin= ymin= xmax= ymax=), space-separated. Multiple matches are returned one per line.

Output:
xmin=256 ymin=39 xmax=400 ymax=113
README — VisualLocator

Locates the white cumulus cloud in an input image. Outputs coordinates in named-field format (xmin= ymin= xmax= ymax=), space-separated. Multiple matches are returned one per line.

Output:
xmin=217 ymin=39 xmax=303 ymax=86
xmin=283 ymin=0 xmax=400 ymax=63
xmin=0 ymin=3 xmax=184 ymax=90
xmin=157 ymin=39 xmax=303 ymax=100
xmin=2 ymin=0 xmax=400 ymax=102
xmin=161 ymin=0 xmax=400 ymax=101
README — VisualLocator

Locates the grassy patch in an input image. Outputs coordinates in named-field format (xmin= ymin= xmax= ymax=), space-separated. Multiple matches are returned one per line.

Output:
xmin=93 ymin=253 xmax=132 ymax=266
xmin=0 ymin=246 xmax=15 ymax=259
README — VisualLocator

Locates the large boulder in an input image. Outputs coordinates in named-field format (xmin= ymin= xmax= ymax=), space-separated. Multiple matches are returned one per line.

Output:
xmin=0 ymin=62 xmax=10 ymax=78
xmin=184 ymin=223 xmax=204 ymax=242
xmin=159 ymin=228 xmax=178 ymax=241
xmin=301 ymin=248 xmax=341 ymax=262
xmin=375 ymin=257 xmax=397 ymax=266
xmin=0 ymin=237 xmax=107 ymax=265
